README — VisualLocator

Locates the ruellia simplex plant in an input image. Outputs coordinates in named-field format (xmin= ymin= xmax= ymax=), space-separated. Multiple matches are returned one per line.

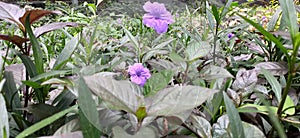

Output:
xmin=0 ymin=0 xmax=299 ymax=137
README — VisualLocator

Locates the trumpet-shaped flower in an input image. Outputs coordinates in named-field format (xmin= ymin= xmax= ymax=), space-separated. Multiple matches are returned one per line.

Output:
xmin=142 ymin=1 xmax=174 ymax=34
xmin=128 ymin=63 xmax=151 ymax=86
xmin=228 ymin=33 xmax=234 ymax=39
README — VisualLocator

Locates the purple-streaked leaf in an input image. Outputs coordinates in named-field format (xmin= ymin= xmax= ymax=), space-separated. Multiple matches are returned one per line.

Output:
xmin=34 ymin=22 xmax=78 ymax=37
xmin=246 ymin=43 xmax=266 ymax=55
xmin=201 ymin=65 xmax=234 ymax=80
xmin=271 ymin=31 xmax=291 ymax=40
xmin=0 ymin=2 xmax=25 ymax=29
xmin=232 ymin=68 xmax=257 ymax=92
xmin=233 ymin=54 xmax=252 ymax=61
xmin=19 ymin=9 xmax=62 ymax=27
xmin=0 ymin=34 xmax=28 ymax=48
xmin=254 ymin=62 xmax=288 ymax=76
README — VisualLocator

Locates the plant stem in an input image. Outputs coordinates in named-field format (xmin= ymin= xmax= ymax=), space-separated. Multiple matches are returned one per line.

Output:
xmin=213 ymin=23 xmax=219 ymax=64
xmin=277 ymin=38 xmax=299 ymax=116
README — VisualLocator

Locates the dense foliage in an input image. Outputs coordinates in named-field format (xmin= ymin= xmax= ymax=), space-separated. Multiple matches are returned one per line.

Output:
xmin=0 ymin=0 xmax=300 ymax=137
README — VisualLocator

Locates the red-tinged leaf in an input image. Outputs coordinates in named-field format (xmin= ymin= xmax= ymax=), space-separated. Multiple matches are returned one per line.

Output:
xmin=0 ymin=2 xmax=25 ymax=30
xmin=19 ymin=9 xmax=62 ymax=27
xmin=34 ymin=22 xmax=78 ymax=37
xmin=0 ymin=34 xmax=28 ymax=47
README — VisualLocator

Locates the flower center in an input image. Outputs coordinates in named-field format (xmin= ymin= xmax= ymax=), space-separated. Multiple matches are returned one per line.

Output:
xmin=136 ymin=70 xmax=142 ymax=77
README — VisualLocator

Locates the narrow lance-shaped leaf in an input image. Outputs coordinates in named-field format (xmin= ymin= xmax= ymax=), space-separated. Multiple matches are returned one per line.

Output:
xmin=16 ymin=105 xmax=78 ymax=138
xmin=223 ymin=91 xmax=245 ymax=138
xmin=220 ymin=0 xmax=232 ymax=19
xmin=34 ymin=22 xmax=78 ymax=38
xmin=237 ymin=13 xmax=290 ymax=63
xmin=77 ymin=77 xmax=101 ymax=131
xmin=0 ymin=92 xmax=9 ymax=138
xmin=278 ymin=0 xmax=299 ymax=39
xmin=261 ymin=68 xmax=282 ymax=103
xmin=25 ymin=14 xmax=44 ymax=74
xmin=0 ymin=35 xmax=28 ymax=48
xmin=254 ymin=62 xmax=288 ymax=76
xmin=53 ymin=35 xmax=79 ymax=69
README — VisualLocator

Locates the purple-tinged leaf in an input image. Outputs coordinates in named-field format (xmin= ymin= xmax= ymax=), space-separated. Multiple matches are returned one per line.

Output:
xmin=233 ymin=54 xmax=252 ymax=61
xmin=201 ymin=65 xmax=234 ymax=80
xmin=271 ymin=31 xmax=291 ymax=40
xmin=19 ymin=9 xmax=62 ymax=27
xmin=254 ymin=62 xmax=288 ymax=76
xmin=0 ymin=34 xmax=28 ymax=48
xmin=0 ymin=1 xmax=25 ymax=29
xmin=34 ymin=22 xmax=78 ymax=37
xmin=246 ymin=43 xmax=266 ymax=55
xmin=146 ymin=85 xmax=217 ymax=117
xmin=232 ymin=68 xmax=257 ymax=92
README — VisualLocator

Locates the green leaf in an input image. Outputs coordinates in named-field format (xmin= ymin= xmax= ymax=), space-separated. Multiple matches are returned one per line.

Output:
xmin=211 ymin=5 xmax=220 ymax=24
xmin=54 ymin=119 xmax=80 ymax=135
xmin=79 ymin=109 xmax=101 ymax=138
xmin=237 ymin=14 xmax=289 ymax=62
xmin=16 ymin=105 xmax=78 ymax=138
xmin=278 ymin=0 xmax=299 ymax=38
xmin=185 ymin=41 xmax=211 ymax=61
xmin=143 ymin=70 xmax=173 ymax=96
xmin=124 ymin=28 xmax=139 ymax=49
xmin=77 ymin=77 xmax=101 ymax=131
xmin=29 ymin=70 xmax=72 ymax=82
xmin=220 ymin=0 xmax=232 ymax=19
xmin=267 ymin=8 xmax=281 ymax=31
xmin=25 ymin=103 xmax=60 ymax=122
xmin=201 ymin=65 xmax=234 ymax=80
xmin=53 ymin=35 xmax=79 ymax=69
xmin=282 ymin=95 xmax=295 ymax=115
xmin=261 ymin=68 xmax=282 ymax=103
xmin=3 ymin=72 xmax=22 ymax=112
xmin=0 ymin=93 xmax=9 ymax=138
xmin=17 ymin=54 xmax=37 ymax=77
xmin=83 ymin=73 xmax=144 ymax=114
xmin=223 ymin=91 xmax=245 ymax=138
xmin=136 ymin=106 xmax=147 ymax=122
xmin=169 ymin=52 xmax=185 ymax=62
xmin=25 ymin=14 xmax=44 ymax=74
xmin=243 ymin=122 xmax=265 ymax=138
xmin=112 ymin=126 xmax=157 ymax=138
xmin=186 ymin=115 xmax=212 ymax=138
xmin=206 ymin=2 xmax=215 ymax=31
xmin=147 ymin=86 xmax=217 ymax=117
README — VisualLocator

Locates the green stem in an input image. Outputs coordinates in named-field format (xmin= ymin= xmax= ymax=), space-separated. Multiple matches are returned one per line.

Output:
xmin=213 ymin=23 xmax=219 ymax=64
xmin=277 ymin=36 xmax=299 ymax=116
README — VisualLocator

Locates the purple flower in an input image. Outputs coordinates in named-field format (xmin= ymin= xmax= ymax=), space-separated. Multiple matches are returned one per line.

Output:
xmin=142 ymin=1 xmax=174 ymax=34
xmin=128 ymin=63 xmax=151 ymax=86
xmin=228 ymin=33 xmax=234 ymax=39
xmin=262 ymin=16 xmax=267 ymax=22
